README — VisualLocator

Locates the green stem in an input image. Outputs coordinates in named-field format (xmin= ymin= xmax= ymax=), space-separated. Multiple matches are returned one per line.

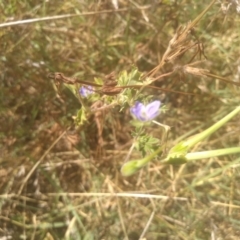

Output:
xmin=183 ymin=106 xmax=240 ymax=149
xmin=186 ymin=147 xmax=240 ymax=161
xmin=121 ymin=146 xmax=163 ymax=176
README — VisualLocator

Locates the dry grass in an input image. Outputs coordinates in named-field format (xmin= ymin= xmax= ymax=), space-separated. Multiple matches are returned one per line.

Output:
xmin=1 ymin=0 xmax=240 ymax=239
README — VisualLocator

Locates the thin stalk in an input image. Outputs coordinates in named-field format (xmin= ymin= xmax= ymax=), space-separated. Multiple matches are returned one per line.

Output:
xmin=186 ymin=147 xmax=240 ymax=161
xmin=182 ymin=106 xmax=240 ymax=149
xmin=121 ymin=145 xmax=163 ymax=176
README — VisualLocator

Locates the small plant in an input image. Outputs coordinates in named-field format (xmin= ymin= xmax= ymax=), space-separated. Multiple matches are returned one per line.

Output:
xmin=122 ymin=105 xmax=240 ymax=176
xmin=47 ymin=0 xmax=240 ymax=178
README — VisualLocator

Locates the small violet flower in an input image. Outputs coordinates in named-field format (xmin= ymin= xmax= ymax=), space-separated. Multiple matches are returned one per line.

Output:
xmin=130 ymin=100 xmax=161 ymax=122
xmin=79 ymin=86 xmax=94 ymax=97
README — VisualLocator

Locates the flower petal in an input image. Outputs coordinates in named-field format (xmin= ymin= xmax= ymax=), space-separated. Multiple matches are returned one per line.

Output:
xmin=79 ymin=86 xmax=94 ymax=97
xmin=130 ymin=102 xmax=148 ymax=121
xmin=145 ymin=100 xmax=161 ymax=120
xmin=130 ymin=101 xmax=142 ymax=116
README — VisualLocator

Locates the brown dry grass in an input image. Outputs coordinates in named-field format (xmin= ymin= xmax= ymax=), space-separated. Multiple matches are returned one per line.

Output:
xmin=1 ymin=0 xmax=240 ymax=239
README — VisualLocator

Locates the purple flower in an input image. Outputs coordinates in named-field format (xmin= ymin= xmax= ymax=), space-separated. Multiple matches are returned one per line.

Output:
xmin=130 ymin=101 xmax=161 ymax=122
xmin=79 ymin=86 xmax=94 ymax=97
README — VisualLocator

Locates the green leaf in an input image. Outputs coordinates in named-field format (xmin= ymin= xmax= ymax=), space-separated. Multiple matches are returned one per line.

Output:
xmin=164 ymin=152 xmax=188 ymax=164
xmin=75 ymin=108 xmax=87 ymax=126
xmin=121 ymin=159 xmax=145 ymax=177
xmin=169 ymin=141 xmax=189 ymax=154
